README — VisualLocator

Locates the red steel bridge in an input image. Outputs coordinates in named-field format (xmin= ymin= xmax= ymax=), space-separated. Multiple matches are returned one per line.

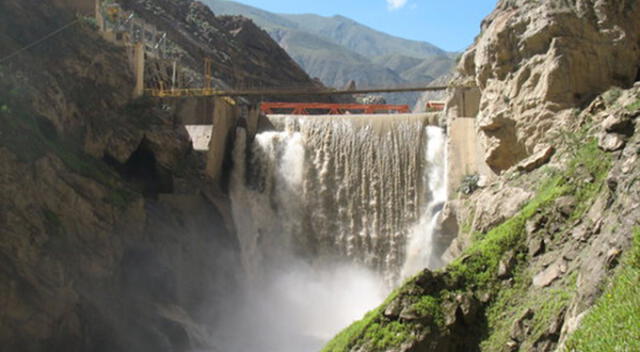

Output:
xmin=260 ymin=102 xmax=411 ymax=115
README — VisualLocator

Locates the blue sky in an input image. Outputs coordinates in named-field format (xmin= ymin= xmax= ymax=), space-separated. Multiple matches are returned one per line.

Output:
xmin=230 ymin=0 xmax=497 ymax=52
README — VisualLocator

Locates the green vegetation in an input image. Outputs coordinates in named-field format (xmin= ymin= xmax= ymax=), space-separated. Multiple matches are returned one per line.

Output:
xmin=448 ymin=182 xmax=555 ymax=288
xmin=322 ymin=288 xmax=402 ymax=352
xmin=323 ymin=281 xmax=443 ymax=352
xmin=411 ymin=296 xmax=444 ymax=326
xmin=564 ymin=228 xmax=640 ymax=352
xmin=458 ymin=174 xmax=480 ymax=195
xmin=322 ymin=137 xmax=612 ymax=352
xmin=474 ymin=139 xmax=609 ymax=351
xmin=482 ymin=271 xmax=575 ymax=351
xmin=364 ymin=321 xmax=412 ymax=350
xmin=566 ymin=141 xmax=611 ymax=220
xmin=626 ymin=98 xmax=640 ymax=112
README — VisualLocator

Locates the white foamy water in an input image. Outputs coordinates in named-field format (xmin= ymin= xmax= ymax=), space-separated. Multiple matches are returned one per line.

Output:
xmin=401 ymin=126 xmax=447 ymax=277
xmin=221 ymin=114 xmax=447 ymax=352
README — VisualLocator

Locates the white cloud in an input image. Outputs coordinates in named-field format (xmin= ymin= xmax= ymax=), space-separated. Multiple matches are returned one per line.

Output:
xmin=386 ymin=0 xmax=408 ymax=10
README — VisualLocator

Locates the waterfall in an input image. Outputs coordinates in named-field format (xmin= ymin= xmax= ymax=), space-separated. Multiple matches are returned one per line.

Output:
xmin=401 ymin=126 xmax=447 ymax=277
xmin=224 ymin=114 xmax=447 ymax=352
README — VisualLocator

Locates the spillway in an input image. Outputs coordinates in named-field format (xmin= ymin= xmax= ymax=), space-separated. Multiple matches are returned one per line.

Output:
xmin=222 ymin=113 xmax=447 ymax=352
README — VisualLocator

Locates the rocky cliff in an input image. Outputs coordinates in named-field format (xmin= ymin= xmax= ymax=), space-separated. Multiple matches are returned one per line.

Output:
xmin=452 ymin=0 xmax=640 ymax=172
xmin=0 ymin=0 xmax=322 ymax=350
xmin=323 ymin=0 xmax=640 ymax=351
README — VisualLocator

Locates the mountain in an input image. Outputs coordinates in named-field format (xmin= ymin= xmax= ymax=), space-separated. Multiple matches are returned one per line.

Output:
xmin=278 ymin=13 xmax=445 ymax=59
xmin=202 ymin=0 xmax=455 ymax=103
xmin=275 ymin=29 xmax=406 ymax=88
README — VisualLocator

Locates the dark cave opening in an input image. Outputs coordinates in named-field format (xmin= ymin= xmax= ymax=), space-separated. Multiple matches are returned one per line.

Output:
xmin=104 ymin=139 xmax=174 ymax=198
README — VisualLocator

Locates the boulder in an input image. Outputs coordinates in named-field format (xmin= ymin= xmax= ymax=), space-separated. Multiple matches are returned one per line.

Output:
xmin=598 ymin=132 xmax=626 ymax=152
xmin=473 ymin=186 xmax=533 ymax=232
xmin=498 ymin=250 xmax=517 ymax=279
xmin=602 ymin=114 xmax=634 ymax=135
xmin=555 ymin=196 xmax=577 ymax=218
xmin=526 ymin=215 xmax=547 ymax=235
xmin=533 ymin=260 xmax=566 ymax=287
xmin=516 ymin=144 xmax=555 ymax=172
xmin=384 ymin=297 xmax=403 ymax=319
xmin=528 ymin=237 xmax=545 ymax=257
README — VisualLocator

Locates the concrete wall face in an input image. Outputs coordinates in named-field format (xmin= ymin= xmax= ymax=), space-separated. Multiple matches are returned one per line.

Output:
xmin=447 ymin=118 xmax=487 ymax=193
xmin=446 ymin=87 xmax=494 ymax=196
xmin=446 ymin=87 xmax=481 ymax=120
xmin=206 ymin=98 xmax=239 ymax=189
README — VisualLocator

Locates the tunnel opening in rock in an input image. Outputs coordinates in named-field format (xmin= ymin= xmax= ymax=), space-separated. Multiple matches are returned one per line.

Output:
xmin=104 ymin=139 xmax=174 ymax=197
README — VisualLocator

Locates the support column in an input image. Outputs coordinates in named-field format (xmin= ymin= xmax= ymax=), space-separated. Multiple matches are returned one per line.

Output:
xmin=133 ymin=41 xmax=145 ymax=98
xmin=95 ymin=0 xmax=105 ymax=32
xmin=445 ymin=86 xmax=494 ymax=197
xmin=206 ymin=97 xmax=239 ymax=190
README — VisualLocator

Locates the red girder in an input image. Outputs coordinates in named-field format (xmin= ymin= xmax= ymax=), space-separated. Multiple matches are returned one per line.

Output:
xmin=425 ymin=101 xmax=445 ymax=111
xmin=260 ymin=102 xmax=410 ymax=115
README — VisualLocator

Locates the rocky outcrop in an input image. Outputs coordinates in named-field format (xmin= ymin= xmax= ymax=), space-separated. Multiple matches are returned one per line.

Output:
xmin=0 ymin=0 xmax=327 ymax=350
xmin=453 ymin=0 xmax=640 ymax=172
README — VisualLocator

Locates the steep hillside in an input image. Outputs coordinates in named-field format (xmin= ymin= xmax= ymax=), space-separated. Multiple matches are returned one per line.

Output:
xmin=0 ymin=0 xmax=324 ymax=350
xmin=276 ymin=30 xmax=406 ymax=88
xmin=322 ymin=0 xmax=640 ymax=351
xmin=279 ymin=13 xmax=445 ymax=59
xmin=119 ymin=0 xmax=320 ymax=95
xmin=203 ymin=0 xmax=456 ymax=99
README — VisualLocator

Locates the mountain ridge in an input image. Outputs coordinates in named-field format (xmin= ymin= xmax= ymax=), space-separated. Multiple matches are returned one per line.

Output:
xmin=203 ymin=0 xmax=455 ymax=99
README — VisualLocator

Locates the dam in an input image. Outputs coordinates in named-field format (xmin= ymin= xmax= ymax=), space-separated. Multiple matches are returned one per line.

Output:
xmin=208 ymin=111 xmax=448 ymax=351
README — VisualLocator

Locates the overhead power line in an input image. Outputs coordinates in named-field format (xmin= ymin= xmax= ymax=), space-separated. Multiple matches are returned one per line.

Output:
xmin=0 ymin=18 xmax=80 ymax=64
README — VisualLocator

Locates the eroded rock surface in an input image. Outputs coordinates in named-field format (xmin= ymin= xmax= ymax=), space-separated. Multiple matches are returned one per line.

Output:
xmin=453 ymin=0 xmax=640 ymax=172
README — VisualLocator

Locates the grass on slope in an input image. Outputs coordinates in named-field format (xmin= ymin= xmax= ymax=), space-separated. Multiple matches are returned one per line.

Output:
xmin=321 ymin=136 xmax=612 ymax=352
xmin=564 ymin=228 xmax=640 ymax=352
xmin=477 ymin=139 xmax=611 ymax=351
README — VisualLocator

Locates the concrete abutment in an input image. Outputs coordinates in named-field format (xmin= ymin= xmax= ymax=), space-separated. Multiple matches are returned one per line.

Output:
xmin=445 ymin=87 xmax=493 ymax=197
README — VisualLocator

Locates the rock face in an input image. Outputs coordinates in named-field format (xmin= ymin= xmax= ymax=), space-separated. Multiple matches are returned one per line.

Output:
xmin=0 ymin=0 xmax=327 ymax=350
xmin=454 ymin=0 xmax=640 ymax=172
xmin=120 ymin=0 xmax=325 ymax=100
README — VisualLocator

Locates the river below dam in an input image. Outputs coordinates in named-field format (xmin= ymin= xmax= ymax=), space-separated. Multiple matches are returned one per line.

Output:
xmin=215 ymin=114 xmax=447 ymax=352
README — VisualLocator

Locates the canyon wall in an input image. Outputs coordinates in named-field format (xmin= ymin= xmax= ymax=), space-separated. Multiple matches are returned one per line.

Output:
xmin=450 ymin=0 xmax=640 ymax=173
xmin=0 ymin=0 xmax=324 ymax=350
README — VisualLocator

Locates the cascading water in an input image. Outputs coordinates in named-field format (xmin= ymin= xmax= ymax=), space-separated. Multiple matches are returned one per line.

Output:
xmin=222 ymin=114 xmax=447 ymax=352
xmin=402 ymin=126 xmax=448 ymax=276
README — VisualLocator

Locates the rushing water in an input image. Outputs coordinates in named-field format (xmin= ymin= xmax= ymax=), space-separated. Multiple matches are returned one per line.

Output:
xmin=222 ymin=114 xmax=447 ymax=352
